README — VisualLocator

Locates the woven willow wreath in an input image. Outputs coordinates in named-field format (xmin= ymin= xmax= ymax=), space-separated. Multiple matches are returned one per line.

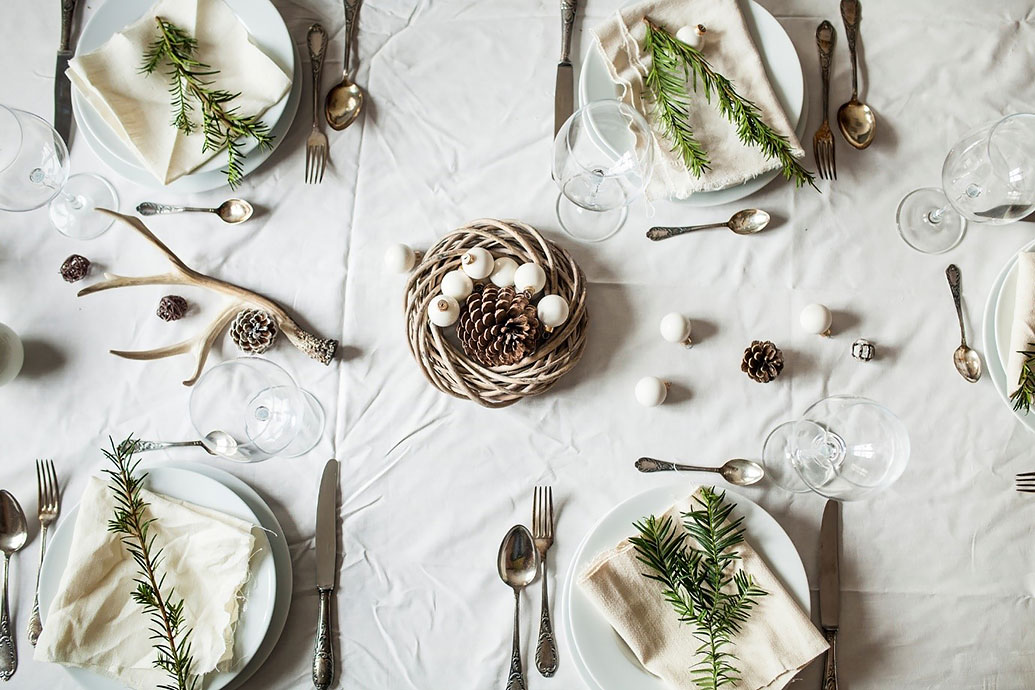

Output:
xmin=404 ymin=219 xmax=589 ymax=408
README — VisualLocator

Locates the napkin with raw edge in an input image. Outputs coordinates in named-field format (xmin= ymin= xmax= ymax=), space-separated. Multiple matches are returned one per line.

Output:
xmin=592 ymin=0 xmax=804 ymax=200
xmin=34 ymin=476 xmax=256 ymax=690
xmin=1006 ymin=252 xmax=1035 ymax=397
xmin=67 ymin=0 xmax=291 ymax=185
xmin=578 ymin=487 xmax=828 ymax=690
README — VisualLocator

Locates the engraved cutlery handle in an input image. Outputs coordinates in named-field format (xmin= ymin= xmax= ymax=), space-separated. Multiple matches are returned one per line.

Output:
xmin=506 ymin=589 xmax=526 ymax=690
xmin=136 ymin=202 xmax=196 ymax=216
xmin=559 ymin=0 xmax=577 ymax=62
xmin=636 ymin=457 xmax=720 ymax=474
xmin=816 ymin=21 xmax=835 ymax=121
xmin=946 ymin=264 xmax=967 ymax=346
xmin=535 ymin=553 xmax=558 ymax=677
xmin=27 ymin=524 xmax=48 ymax=647
xmin=822 ymin=628 xmax=838 ymax=690
xmin=308 ymin=24 xmax=328 ymax=128
xmin=132 ymin=440 xmax=204 ymax=452
xmin=646 ymin=223 xmax=726 ymax=241
xmin=0 ymin=555 xmax=16 ymax=681
xmin=840 ymin=0 xmax=860 ymax=97
xmin=343 ymin=0 xmax=361 ymax=73
xmin=312 ymin=588 xmax=334 ymax=690
xmin=59 ymin=0 xmax=77 ymax=51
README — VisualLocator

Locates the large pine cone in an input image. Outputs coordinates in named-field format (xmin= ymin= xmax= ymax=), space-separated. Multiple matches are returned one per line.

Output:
xmin=230 ymin=309 xmax=278 ymax=354
xmin=741 ymin=340 xmax=784 ymax=383
xmin=457 ymin=284 xmax=541 ymax=367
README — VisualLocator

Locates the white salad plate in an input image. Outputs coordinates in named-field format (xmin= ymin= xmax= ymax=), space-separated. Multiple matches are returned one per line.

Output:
xmin=39 ymin=465 xmax=278 ymax=690
xmin=72 ymin=0 xmax=300 ymax=193
xmin=579 ymin=0 xmax=808 ymax=207
xmin=560 ymin=484 xmax=811 ymax=690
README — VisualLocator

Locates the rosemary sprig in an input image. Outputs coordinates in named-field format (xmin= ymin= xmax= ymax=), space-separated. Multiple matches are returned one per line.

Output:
xmin=103 ymin=437 xmax=198 ymax=690
xmin=140 ymin=18 xmax=274 ymax=189
xmin=630 ymin=487 xmax=767 ymax=690
xmin=642 ymin=19 xmax=817 ymax=190
xmin=1010 ymin=343 xmax=1035 ymax=414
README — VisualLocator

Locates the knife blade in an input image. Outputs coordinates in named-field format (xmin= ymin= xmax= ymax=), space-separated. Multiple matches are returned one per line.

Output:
xmin=553 ymin=0 xmax=578 ymax=135
xmin=312 ymin=459 xmax=338 ymax=690
xmin=54 ymin=0 xmax=79 ymax=145
xmin=818 ymin=499 xmax=841 ymax=690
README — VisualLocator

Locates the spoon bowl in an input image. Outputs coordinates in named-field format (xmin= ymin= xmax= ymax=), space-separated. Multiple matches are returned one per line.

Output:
xmin=953 ymin=345 xmax=982 ymax=383
xmin=728 ymin=209 xmax=771 ymax=235
xmin=0 ymin=491 xmax=27 ymax=556
xmin=216 ymin=199 xmax=254 ymax=224
xmin=325 ymin=79 xmax=364 ymax=131
xmin=837 ymin=100 xmax=876 ymax=149
xmin=498 ymin=524 xmax=538 ymax=588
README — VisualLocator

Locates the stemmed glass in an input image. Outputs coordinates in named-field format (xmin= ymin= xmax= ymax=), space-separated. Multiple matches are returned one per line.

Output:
xmin=0 ymin=104 xmax=117 ymax=239
xmin=897 ymin=112 xmax=1035 ymax=254
xmin=552 ymin=99 xmax=654 ymax=242
xmin=762 ymin=396 xmax=910 ymax=501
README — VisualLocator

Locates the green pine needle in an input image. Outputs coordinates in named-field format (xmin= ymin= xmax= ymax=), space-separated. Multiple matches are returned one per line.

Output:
xmin=1010 ymin=343 xmax=1035 ymax=414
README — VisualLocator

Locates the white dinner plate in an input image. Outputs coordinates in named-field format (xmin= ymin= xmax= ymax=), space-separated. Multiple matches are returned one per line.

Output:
xmin=72 ymin=0 xmax=300 ymax=192
xmin=579 ymin=0 xmax=808 ymax=207
xmin=561 ymin=484 xmax=811 ymax=690
xmin=39 ymin=466 xmax=276 ymax=690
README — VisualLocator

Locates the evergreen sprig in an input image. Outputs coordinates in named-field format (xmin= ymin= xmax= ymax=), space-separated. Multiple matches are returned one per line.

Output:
xmin=103 ymin=436 xmax=198 ymax=690
xmin=630 ymin=487 xmax=767 ymax=690
xmin=1010 ymin=343 xmax=1035 ymax=414
xmin=642 ymin=19 xmax=817 ymax=190
xmin=140 ymin=18 xmax=274 ymax=189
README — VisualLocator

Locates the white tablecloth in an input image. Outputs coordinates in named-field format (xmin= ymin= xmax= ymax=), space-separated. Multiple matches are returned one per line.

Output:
xmin=2 ymin=0 xmax=1035 ymax=687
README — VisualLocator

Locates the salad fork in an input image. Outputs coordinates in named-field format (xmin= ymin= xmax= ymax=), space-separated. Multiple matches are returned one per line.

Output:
xmin=531 ymin=486 xmax=557 ymax=676
xmin=813 ymin=21 xmax=837 ymax=181
xmin=1015 ymin=472 xmax=1035 ymax=492
xmin=27 ymin=459 xmax=59 ymax=646
xmin=305 ymin=24 xmax=329 ymax=184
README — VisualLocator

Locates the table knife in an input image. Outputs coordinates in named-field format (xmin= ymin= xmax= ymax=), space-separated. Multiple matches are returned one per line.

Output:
xmin=313 ymin=459 xmax=339 ymax=690
xmin=818 ymin=500 xmax=841 ymax=690
xmin=54 ymin=0 xmax=79 ymax=145
xmin=553 ymin=0 xmax=577 ymax=135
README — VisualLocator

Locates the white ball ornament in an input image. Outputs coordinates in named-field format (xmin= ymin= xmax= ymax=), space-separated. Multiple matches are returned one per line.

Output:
xmin=428 ymin=295 xmax=460 ymax=327
xmin=800 ymin=303 xmax=833 ymax=336
xmin=659 ymin=312 xmax=693 ymax=347
xmin=0 ymin=323 xmax=24 ymax=387
xmin=675 ymin=24 xmax=707 ymax=50
xmin=490 ymin=257 xmax=519 ymax=287
xmin=537 ymin=294 xmax=570 ymax=329
xmin=635 ymin=376 xmax=669 ymax=407
xmin=460 ymin=247 xmax=494 ymax=280
xmin=384 ymin=243 xmax=417 ymax=273
xmin=514 ymin=262 xmax=547 ymax=296
xmin=440 ymin=270 xmax=473 ymax=301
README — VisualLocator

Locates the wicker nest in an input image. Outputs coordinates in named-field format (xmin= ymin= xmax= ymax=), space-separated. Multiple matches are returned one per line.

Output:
xmin=404 ymin=219 xmax=588 ymax=408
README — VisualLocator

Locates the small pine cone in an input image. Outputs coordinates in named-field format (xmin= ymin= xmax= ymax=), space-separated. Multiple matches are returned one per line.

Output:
xmin=156 ymin=295 xmax=189 ymax=322
xmin=457 ymin=284 xmax=541 ymax=367
xmin=60 ymin=254 xmax=91 ymax=283
xmin=230 ymin=309 xmax=278 ymax=354
xmin=741 ymin=340 xmax=784 ymax=383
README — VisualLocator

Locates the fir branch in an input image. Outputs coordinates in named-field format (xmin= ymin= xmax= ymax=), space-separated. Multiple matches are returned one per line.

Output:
xmin=103 ymin=436 xmax=198 ymax=690
xmin=1010 ymin=343 xmax=1035 ymax=414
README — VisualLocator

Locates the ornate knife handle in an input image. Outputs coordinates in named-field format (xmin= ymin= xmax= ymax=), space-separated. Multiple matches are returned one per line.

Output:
xmin=0 ymin=555 xmax=16 ymax=681
xmin=535 ymin=553 xmax=558 ymax=676
xmin=59 ymin=0 xmax=78 ymax=51
xmin=822 ymin=628 xmax=838 ymax=690
xmin=312 ymin=588 xmax=334 ymax=690
xmin=559 ymin=0 xmax=577 ymax=62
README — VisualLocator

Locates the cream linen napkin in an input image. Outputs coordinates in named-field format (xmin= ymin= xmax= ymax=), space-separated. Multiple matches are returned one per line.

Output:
xmin=579 ymin=488 xmax=828 ymax=690
xmin=34 ymin=476 xmax=256 ymax=690
xmin=67 ymin=0 xmax=291 ymax=185
xmin=1007 ymin=253 xmax=1035 ymax=396
xmin=592 ymin=0 xmax=803 ymax=200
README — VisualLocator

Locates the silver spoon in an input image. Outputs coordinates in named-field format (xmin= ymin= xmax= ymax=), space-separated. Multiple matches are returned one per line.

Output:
xmin=945 ymin=264 xmax=981 ymax=383
xmin=498 ymin=525 xmax=539 ymax=690
xmin=0 ymin=490 xmax=27 ymax=681
xmin=325 ymin=0 xmax=364 ymax=131
xmin=635 ymin=457 xmax=765 ymax=486
xmin=647 ymin=209 xmax=771 ymax=241
xmin=136 ymin=199 xmax=254 ymax=224
xmin=836 ymin=0 xmax=876 ymax=149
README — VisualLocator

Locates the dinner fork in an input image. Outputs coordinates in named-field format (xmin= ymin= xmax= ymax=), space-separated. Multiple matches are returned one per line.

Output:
xmin=305 ymin=23 xmax=329 ymax=184
xmin=813 ymin=20 xmax=837 ymax=181
xmin=1015 ymin=472 xmax=1035 ymax=492
xmin=531 ymin=486 xmax=557 ymax=676
xmin=27 ymin=459 xmax=59 ymax=646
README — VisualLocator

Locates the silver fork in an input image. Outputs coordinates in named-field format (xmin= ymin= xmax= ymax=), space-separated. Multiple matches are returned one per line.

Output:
xmin=27 ymin=459 xmax=59 ymax=646
xmin=305 ymin=24 xmax=329 ymax=184
xmin=531 ymin=486 xmax=557 ymax=676
xmin=1015 ymin=472 xmax=1035 ymax=492
xmin=813 ymin=20 xmax=837 ymax=181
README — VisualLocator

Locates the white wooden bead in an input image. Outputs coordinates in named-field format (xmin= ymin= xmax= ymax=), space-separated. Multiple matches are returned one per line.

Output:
xmin=635 ymin=376 xmax=669 ymax=407
xmin=460 ymin=247 xmax=494 ymax=279
xmin=428 ymin=295 xmax=460 ymax=327
xmin=490 ymin=257 xmax=519 ymax=287
xmin=800 ymin=303 xmax=832 ymax=336
xmin=514 ymin=263 xmax=547 ymax=296
xmin=440 ymin=270 xmax=474 ymax=301
xmin=659 ymin=312 xmax=692 ymax=345
xmin=537 ymin=295 xmax=570 ymax=328
xmin=384 ymin=243 xmax=416 ymax=272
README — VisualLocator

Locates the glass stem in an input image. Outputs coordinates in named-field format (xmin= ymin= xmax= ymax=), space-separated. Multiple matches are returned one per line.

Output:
xmin=927 ymin=204 xmax=950 ymax=224
xmin=31 ymin=167 xmax=84 ymax=210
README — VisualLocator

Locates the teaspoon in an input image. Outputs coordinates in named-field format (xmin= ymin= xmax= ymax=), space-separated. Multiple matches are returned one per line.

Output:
xmin=836 ymin=0 xmax=876 ymax=149
xmin=325 ymin=0 xmax=364 ymax=130
xmin=498 ymin=525 xmax=539 ymax=690
xmin=136 ymin=199 xmax=254 ymax=224
xmin=945 ymin=264 xmax=981 ymax=382
xmin=647 ymin=209 xmax=770 ymax=241
xmin=635 ymin=457 xmax=765 ymax=486
xmin=0 ymin=490 xmax=27 ymax=681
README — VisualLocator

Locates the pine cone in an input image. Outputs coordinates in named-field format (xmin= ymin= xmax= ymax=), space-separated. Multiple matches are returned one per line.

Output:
xmin=741 ymin=340 xmax=784 ymax=383
xmin=230 ymin=309 xmax=278 ymax=354
xmin=457 ymin=284 xmax=541 ymax=367
xmin=156 ymin=295 xmax=188 ymax=322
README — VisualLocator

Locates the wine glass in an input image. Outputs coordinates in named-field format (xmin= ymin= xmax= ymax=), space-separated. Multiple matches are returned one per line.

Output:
xmin=762 ymin=396 xmax=910 ymax=501
xmin=897 ymin=112 xmax=1035 ymax=254
xmin=552 ymin=99 xmax=654 ymax=242
xmin=0 ymin=104 xmax=118 ymax=239
xmin=189 ymin=357 xmax=325 ymax=463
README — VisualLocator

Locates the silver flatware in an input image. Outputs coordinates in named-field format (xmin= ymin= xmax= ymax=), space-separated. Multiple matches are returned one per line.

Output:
xmin=132 ymin=439 xmax=217 ymax=456
xmin=647 ymin=209 xmax=770 ymax=241
xmin=27 ymin=460 xmax=59 ymax=647
xmin=0 ymin=490 xmax=27 ymax=680
xmin=1015 ymin=471 xmax=1035 ymax=492
xmin=531 ymin=487 xmax=557 ymax=677
xmin=499 ymin=525 xmax=538 ymax=690
xmin=136 ymin=199 xmax=254 ymax=224
xmin=554 ymin=0 xmax=577 ymax=135
xmin=836 ymin=0 xmax=876 ymax=149
xmin=635 ymin=457 xmax=765 ymax=486
xmin=819 ymin=500 xmax=841 ymax=690
xmin=813 ymin=21 xmax=836 ymax=181
xmin=54 ymin=0 xmax=80 ymax=145
xmin=305 ymin=24 xmax=329 ymax=185
xmin=945 ymin=264 xmax=981 ymax=383
xmin=325 ymin=0 xmax=364 ymax=131
xmin=313 ymin=459 xmax=339 ymax=690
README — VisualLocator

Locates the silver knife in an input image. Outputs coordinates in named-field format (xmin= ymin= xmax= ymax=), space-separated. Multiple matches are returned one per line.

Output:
xmin=818 ymin=500 xmax=841 ymax=690
xmin=553 ymin=0 xmax=577 ymax=135
xmin=54 ymin=0 xmax=79 ymax=145
xmin=313 ymin=459 xmax=339 ymax=690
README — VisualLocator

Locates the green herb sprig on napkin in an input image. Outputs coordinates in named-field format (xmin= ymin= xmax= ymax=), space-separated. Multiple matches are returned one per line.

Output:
xmin=1010 ymin=343 xmax=1035 ymax=414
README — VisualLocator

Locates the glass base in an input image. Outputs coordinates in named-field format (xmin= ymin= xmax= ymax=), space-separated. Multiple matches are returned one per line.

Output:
xmin=50 ymin=173 xmax=118 ymax=240
xmin=556 ymin=193 xmax=626 ymax=243
xmin=896 ymin=187 xmax=966 ymax=254
xmin=279 ymin=389 xmax=325 ymax=458
xmin=761 ymin=421 xmax=813 ymax=494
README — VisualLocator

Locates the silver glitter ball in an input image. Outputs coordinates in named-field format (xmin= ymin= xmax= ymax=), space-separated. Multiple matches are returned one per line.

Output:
xmin=851 ymin=339 xmax=876 ymax=362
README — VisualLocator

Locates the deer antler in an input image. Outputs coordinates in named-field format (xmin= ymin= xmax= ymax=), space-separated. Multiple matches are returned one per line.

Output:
xmin=79 ymin=209 xmax=338 ymax=385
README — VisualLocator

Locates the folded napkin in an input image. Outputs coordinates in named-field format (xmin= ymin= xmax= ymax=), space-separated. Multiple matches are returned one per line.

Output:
xmin=1007 ymin=252 xmax=1035 ymax=396
xmin=592 ymin=0 xmax=804 ymax=199
xmin=67 ymin=0 xmax=291 ymax=184
xmin=579 ymin=488 xmax=828 ymax=690
xmin=35 ymin=476 xmax=256 ymax=690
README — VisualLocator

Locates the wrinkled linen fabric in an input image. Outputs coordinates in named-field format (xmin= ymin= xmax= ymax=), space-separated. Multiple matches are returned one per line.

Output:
xmin=1006 ymin=252 xmax=1035 ymax=395
xmin=33 ymin=477 xmax=255 ymax=689
xmin=592 ymin=0 xmax=804 ymax=199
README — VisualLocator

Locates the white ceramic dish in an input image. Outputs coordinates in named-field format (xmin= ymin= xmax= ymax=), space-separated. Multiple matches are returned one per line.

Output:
xmin=561 ymin=484 xmax=810 ymax=690
xmin=39 ymin=466 xmax=276 ymax=690
xmin=579 ymin=0 xmax=808 ymax=207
